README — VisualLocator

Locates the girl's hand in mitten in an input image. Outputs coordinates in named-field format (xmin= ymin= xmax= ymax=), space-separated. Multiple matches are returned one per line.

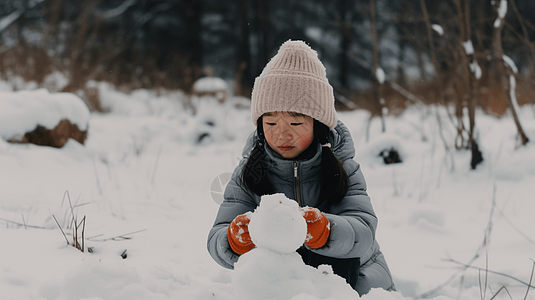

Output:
xmin=227 ymin=213 xmax=255 ymax=254
xmin=301 ymin=207 xmax=330 ymax=249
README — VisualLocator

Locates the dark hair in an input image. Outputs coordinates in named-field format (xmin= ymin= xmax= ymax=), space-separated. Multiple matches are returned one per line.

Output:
xmin=240 ymin=118 xmax=274 ymax=196
xmin=241 ymin=116 xmax=349 ymax=208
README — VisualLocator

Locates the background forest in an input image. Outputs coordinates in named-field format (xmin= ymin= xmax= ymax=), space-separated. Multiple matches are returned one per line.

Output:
xmin=2 ymin=0 xmax=535 ymax=101
xmin=0 ymin=0 xmax=534 ymax=165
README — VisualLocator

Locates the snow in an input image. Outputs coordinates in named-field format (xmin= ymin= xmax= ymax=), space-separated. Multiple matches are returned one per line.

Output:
xmin=1 ymin=81 xmax=535 ymax=300
xmin=0 ymin=89 xmax=90 ymax=141
xmin=503 ymin=55 xmax=519 ymax=73
xmin=248 ymin=193 xmax=307 ymax=254
xmin=233 ymin=248 xmax=357 ymax=300
xmin=0 ymin=9 xmax=23 ymax=33
xmin=509 ymin=75 xmax=521 ymax=118
xmin=493 ymin=0 xmax=508 ymax=28
xmin=193 ymin=77 xmax=228 ymax=93
xmin=376 ymin=68 xmax=386 ymax=84
xmin=462 ymin=40 xmax=474 ymax=55
xmin=470 ymin=60 xmax=482 ymax=79
xmin=498 ymin=0 xmax=508 ymax=19
xmin=0 ymin=0 xmax=46 ymax=32
xmin=101 ymin=0 xmax=137 ymax=19
xmin=432 ymin=24 xmax=444 ymax=36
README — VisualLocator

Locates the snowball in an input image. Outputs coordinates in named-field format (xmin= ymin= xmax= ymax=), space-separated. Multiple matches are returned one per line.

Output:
xmin=248 ymin=193 xmax=307 ymax=254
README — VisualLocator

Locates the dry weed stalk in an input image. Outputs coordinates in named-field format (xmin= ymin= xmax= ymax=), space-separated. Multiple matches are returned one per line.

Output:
xmin=52 ymin=191 xmax=87 ymax=253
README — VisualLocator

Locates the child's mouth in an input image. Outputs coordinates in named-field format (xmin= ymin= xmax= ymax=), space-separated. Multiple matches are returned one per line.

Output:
xmin=278 ymin=145 xmax=294 ymax=151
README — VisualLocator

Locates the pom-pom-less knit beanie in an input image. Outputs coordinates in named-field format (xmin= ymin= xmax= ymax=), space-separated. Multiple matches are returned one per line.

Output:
xmin=251 ymin=40 xmax=337 ymax=129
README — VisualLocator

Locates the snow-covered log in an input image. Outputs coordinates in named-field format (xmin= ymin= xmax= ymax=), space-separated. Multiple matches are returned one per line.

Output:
xmin=0 ymin=89 xmax=90 ymax=148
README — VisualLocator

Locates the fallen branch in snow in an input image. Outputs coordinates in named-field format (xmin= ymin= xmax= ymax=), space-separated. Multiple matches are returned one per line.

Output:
xmin=496 ymin=206 xmax=535 ymax=247
xmin=419 ymin=185 xmax=498 ymax=298
xmin=445 ymin=258 xmax=535 ymax=291
xmin=86 ymin=229 xmax=146 ymax=241
xmin=0 ymin=217 xmax=45 ymax=229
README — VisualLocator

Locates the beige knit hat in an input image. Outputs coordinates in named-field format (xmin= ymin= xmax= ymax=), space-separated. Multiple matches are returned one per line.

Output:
xmin=251 ymin=40 xmax=337 ymax=129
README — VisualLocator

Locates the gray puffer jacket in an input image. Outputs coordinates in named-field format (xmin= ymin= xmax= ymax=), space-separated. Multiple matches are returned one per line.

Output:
xmin=207 ymin=120 xmax=395 ymax=295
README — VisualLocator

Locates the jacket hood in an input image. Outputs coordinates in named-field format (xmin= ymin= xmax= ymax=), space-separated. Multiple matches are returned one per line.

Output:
xmin=242 ymin=119 xmax=355 ymax=162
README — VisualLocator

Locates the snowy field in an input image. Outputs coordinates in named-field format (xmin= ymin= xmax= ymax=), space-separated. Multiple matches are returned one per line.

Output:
xmin=1 ymin=82 xmax=535 ymax=300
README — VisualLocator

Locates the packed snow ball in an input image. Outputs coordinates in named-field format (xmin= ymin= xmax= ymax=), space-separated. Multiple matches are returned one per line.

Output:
xmin=248 ymin=193 xmax=307 ymax=254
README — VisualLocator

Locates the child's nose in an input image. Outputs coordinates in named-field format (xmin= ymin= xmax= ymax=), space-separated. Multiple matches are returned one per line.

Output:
xmin=280 ymin=132 xmax=293 ymax=141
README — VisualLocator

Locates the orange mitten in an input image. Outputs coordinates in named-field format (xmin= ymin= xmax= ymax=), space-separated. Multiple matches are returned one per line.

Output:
xmin=228 ymin=213 xmax=255 ymax=254
xmin=301 ymin=207 xmax=330 ymax=249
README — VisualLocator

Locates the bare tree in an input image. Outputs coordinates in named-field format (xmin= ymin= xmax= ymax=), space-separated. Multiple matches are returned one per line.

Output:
xmin=453 ymin=0 xmax=483 ymax=169
xmin=491 ymin=0 xmax=530 ymax=146
xmin=369 ymin=0 xmax=386 ymax=132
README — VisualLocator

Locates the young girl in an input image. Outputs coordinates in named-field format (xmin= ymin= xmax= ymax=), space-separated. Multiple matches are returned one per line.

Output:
xmin=207 ymin=40 xmax=395 ymax=295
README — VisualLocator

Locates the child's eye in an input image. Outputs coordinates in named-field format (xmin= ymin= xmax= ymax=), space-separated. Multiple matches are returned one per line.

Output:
xmin=291 ymin=123 xmax=303 ymax=126
xmin=265 ymin=122 xmax=276 ymax=126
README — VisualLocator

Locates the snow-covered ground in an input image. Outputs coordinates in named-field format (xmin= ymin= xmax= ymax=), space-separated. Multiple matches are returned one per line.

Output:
xmin=1 ymin=81 xmax=534 ymax=300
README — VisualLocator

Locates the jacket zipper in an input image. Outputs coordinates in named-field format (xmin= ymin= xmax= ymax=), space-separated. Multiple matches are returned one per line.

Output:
xmin=294 ymin=161 xmax=302 ymax=206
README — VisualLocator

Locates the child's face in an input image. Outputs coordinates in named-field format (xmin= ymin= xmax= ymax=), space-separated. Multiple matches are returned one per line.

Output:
xmin=262 ymin=112 xmax=314 ymax=159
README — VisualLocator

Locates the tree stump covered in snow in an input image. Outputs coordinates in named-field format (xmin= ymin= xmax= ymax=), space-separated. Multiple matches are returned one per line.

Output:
xmin=192 ymin=77 xmax=228 ymax=103
xmin=0 ymin=89 xmax=90 ymax=148
xmin=19 ymin=119 xmax=87 ymax=148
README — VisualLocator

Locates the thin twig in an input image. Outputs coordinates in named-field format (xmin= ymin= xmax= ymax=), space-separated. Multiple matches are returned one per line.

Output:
xmin=479 ymin=270 xmax=484 ymax=300
xmin=73 ymin=202 xmax=91 ymax=209
xmin=21 ymin=214 xmax=27 ymax=229
xmin=86 ymin=229 xmax=146 ymax=241
xmin=86 ymin=233 xmax=103 ymax=239
xmin=489 ymin=286 xmax=513 ymax=300
xmin=67 ymin=192 xmax=77 ymax=227
xmin=524 ymin=261 xmax=535 ymax=300
xmin=53 ymin=215 xmax=70 ymax=245
xmin=496 ymin=207 xmax=535 ymax=247
xmin=151 ymin=145 xmax=162 ymax=185
xmin=419 ymin=186 xmax=498 ymax=298
xmin=92 ymin=158 xmax=104 ymax=195
xmin=0 ymin=217 xmax=44 ymax=229
xmin=81 ymin=216 xmax=86 ymax=253
xmin=445 ymin=258 xmax=535 ymax=290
